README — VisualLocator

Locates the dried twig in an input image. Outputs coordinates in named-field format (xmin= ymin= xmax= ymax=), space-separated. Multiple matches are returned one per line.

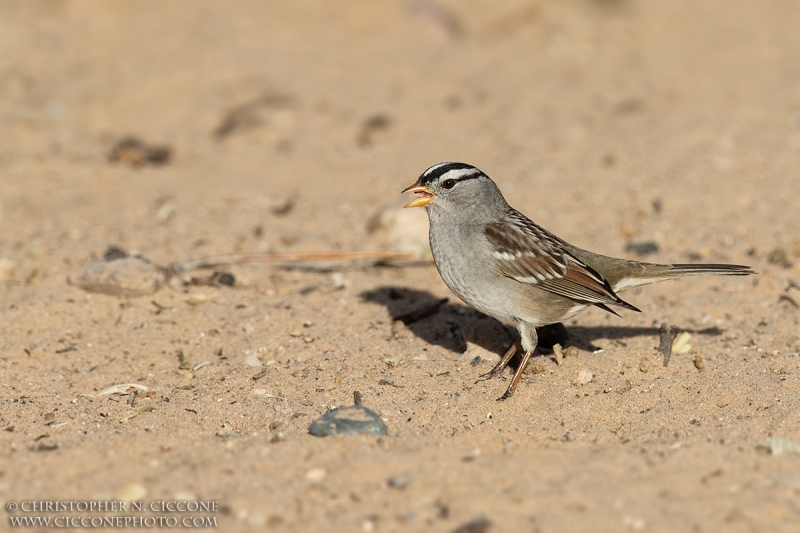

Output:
xmin=119 ymin=406 xmax=155 ymax=424
xmin=98 ymin=383 xmax=148 ymax=397
xmin=166 ymin=251 xmax=424 ymax=278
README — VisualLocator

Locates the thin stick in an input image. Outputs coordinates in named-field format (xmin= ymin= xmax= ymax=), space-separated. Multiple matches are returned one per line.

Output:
xmin=169 ymin=251 xmax=420 ymax=275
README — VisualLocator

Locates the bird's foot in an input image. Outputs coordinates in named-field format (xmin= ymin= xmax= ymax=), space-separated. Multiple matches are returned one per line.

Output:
xmin=493 ymin=349 xmax=532 ymax=401
xmin=475 ymin=368 xmax=506 ymax=383
xmin=475 ymin=339 xmax=521 ymax=384
xmin=496 ymin=388 xmax=514 ymax=401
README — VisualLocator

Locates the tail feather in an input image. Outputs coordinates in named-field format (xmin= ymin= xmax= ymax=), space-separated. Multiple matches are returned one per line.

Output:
xmin=596 ymin=300 xmax=641 ymax=316
xmin=612 ymin=263 xmax=755 ymax=292
xmin=663 ymin=263 xmax=755 ymax=277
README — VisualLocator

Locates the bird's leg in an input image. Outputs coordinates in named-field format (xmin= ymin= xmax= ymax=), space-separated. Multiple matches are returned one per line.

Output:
xmin=497 ymin=349 xmax=533 ymax=401
xmin=475 ymin=338 xmax=521 ymax=382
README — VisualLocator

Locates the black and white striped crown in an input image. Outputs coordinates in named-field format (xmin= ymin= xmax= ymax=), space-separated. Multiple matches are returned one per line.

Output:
xmin=419 ymin=162 xmax=486 ymax=186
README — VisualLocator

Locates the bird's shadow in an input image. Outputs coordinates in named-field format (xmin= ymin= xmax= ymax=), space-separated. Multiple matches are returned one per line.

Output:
xmin=360 ymin=286 xmax=724 ymax=358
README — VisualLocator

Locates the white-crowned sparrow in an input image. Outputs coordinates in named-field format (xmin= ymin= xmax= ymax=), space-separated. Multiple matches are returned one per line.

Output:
xmin=403 ymin=162 xmax=755 ymax=400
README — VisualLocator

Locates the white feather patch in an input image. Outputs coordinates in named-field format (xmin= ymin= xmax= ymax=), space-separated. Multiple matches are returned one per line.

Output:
xmin=422 ymin=162 xmax=453 ymax=176
xmin=439 ymin=167 xmax=481 ymax=181
xmin=493 ymin=251 xmax=516 ymax=261
xmin=613 ymin=276 xmax=661 ymax=292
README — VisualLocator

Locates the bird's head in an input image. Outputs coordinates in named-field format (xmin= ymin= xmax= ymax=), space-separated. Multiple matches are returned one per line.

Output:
xmin=402 ymin=162 xmax=509 ymax=224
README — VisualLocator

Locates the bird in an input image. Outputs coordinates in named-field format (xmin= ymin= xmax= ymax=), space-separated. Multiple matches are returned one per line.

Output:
xmin=402 ymin=162 xmax=755 ymax=401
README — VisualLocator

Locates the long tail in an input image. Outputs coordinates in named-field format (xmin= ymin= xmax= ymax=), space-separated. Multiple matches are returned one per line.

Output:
xmin=612 ymin=262 xmax=755 ymax=293
xmin=661 ymin=263 xmax=755 ymax=277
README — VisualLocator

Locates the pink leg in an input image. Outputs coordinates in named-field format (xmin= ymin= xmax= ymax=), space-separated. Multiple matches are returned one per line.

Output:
xmin=497 ymin=350 xmax=533 ymax=401
xmin=476 ymin=338 xmax=521 ymax=382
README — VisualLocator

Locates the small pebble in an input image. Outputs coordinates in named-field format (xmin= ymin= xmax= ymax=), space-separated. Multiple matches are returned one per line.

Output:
xmin=564 ymin=346 xmax=579 ymax=358
xmin=308 ymin=404 xmax=388 ymax=437
xmin=366 ymin=202 xmax=429 ymax=257
xmin=387 ymin=476 xmax=407 ymax=490
xmin=215 ymin=422 xmax=234 ymax=438
xmin=553 ymin=343 xmax=563 ymax=365
xmin=451 ymin=514 xmax=491 ymax=533
xmin=0 ymin=257 xmax=14 ymax=281
xmin=306 ymin=468 xmax=327 ymax=482
xmin=210 ymin=271 xmax=235 ymax=286
xmin=625 ymin=241 xmax=660 ymax=256
xmin=672 ymin=332 xmax=692 ymax=354
xmin=659 ymin=323 xmax=678 ymax=366
xmin=78 ymin=256 xmax=163 ymax=297
xmin=576 ymin=369 xmax=593 ymax=386
xmin=108 ymin=137 xmax=171 ymax=167
xmin=756 ymin=436 xmax=800 ymax=456
xmin=694 ymin=355 xmax=705 ymax=372
xmin=384 ymin=355 xmax=404 ymax=368
xmin=118 ymin=482 xmax=148 ymax=502
xmin=391 ymin=320 xmax=407 ymax=339
xmin=331 ymin=272 xmax=348 ymax=289
xmin=767 ymin=248 xmax=789 ymax=266
xmin=462 ymin=448 xmax=481 ymax=462
xmin=244 ymin=355 xmax=263 ymax=368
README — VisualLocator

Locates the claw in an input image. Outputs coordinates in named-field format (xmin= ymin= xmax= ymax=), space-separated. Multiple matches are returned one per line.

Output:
xmin=496 ymin=389 xmax=514 ymax=401
xmin=475 ymin=371 xmax=498 ymax=383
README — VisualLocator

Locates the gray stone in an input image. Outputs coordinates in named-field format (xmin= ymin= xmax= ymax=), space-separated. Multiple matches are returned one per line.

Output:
xmin=78 ymin=256 xmax=163 ymax=297
xmin=308 ymin=405 xmax=388 ymax=437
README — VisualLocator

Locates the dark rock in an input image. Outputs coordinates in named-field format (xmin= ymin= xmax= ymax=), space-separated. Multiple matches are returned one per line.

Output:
xmin=103 ymin=245 xmax=129 ymax=261
xmin=108 ymin=137 xmax=171 ymax=167
xmin=659 ymin=323 xmax=679 ymax=366
xmin=451 ymin=515 xmax=491 ymax=533
xmin=211 ymin=271 xmax=235 ymax=286
xmin=625 ymin=241 xmax=659 ymax=256
xmin=767 ymin=248 xmax=791 ymax=267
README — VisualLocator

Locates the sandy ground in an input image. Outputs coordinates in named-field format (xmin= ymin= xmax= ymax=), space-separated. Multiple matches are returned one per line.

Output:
xmin=2 ymin=1 xmax=800 ymax=531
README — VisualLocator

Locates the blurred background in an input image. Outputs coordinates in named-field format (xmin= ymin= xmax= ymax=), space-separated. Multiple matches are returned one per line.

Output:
xmin=2 ymin=0 xmax=798 ymax=267
xmin=2 ymin=3 xmax=800 ymax=530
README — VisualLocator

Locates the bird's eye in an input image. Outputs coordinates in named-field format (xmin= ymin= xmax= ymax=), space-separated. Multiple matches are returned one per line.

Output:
xmin=442 ymin=179 xmax=456 ymax=190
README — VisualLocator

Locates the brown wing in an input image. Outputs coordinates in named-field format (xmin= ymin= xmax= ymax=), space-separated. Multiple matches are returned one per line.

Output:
xmin=484 ymin=210 xmax=639 ymax=312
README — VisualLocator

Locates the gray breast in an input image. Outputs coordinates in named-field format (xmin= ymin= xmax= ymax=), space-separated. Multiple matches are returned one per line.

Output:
xmin=428 ymin=222 xmax=516 ymax=325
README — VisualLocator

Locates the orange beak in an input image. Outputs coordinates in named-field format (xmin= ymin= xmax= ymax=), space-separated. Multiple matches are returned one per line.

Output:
xmin=402 ymin=180 xmax=433 ymax=208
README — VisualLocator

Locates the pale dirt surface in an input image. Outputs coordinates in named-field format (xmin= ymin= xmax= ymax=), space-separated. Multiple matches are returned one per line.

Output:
xmin=2 ymin=1 xmax=800 ymax=532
